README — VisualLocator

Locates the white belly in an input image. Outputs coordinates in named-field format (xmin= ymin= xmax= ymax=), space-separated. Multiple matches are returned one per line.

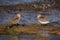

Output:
xmin=38 ymin=20 xmax=50 ymax=24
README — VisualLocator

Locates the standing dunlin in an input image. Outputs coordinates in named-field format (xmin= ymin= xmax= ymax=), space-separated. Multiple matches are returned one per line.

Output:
xmin=37 ymin=14 xmax=51 ymax=25
xmin=7 ymin=12 xmax=21 ymax=28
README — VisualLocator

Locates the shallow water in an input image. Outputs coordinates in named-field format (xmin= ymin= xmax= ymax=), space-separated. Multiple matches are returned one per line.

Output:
xmin=0 ymin=9 xmax=60 ymax=40
xmin=0 ymin=9 xmax=60 ymax=27
xmin=0 ymin=0 xmax=55 ymax=5
xmin=0 ymin=0 xmax=37 ymax=5
xmin=0 ymin=30 xmax=60 ymax=40
xmin=0 ymin=0 xmax=60 ymax=40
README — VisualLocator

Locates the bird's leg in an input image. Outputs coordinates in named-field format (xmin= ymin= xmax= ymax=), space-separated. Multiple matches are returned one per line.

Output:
xmin=9 ymin=25 xmax=14 ymax=28
xmin=22 ymin=24 xmax=26 ymax=27
xmin=22 ymin=24 xmax=25 ymax=27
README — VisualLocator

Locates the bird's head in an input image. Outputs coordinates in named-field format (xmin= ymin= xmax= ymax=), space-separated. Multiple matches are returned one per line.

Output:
xmin=37 ymin=14 xmax=42 ymax=18
xmin=16 ymin=13 xmax=21 ymax=17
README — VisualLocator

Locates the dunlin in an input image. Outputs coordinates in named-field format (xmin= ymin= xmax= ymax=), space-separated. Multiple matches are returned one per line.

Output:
xmin=37 ymin=14 xmax=51 ymax=25
xmin=7 ymin=12 xmax=21 ymax=28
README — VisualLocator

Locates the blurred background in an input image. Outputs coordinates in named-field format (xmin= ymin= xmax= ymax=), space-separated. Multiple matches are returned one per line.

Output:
xmin=0 ymin=0 xmax=60 ymax=40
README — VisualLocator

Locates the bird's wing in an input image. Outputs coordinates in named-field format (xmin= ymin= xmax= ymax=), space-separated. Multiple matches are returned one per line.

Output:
xmin=12 ymin=17 xmax=18 ymax=21
xmin=39 ymin=17 xmax=51 ymax=22
xmin=7 ymin=17 xmax=18 ymax=24
xmin=43 ymin=18 xmax=50 ymax=21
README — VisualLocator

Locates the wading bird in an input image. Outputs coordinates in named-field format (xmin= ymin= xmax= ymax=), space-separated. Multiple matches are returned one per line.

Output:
xmin=7 ymin=12 xmax=21 ymax=28
xmin=37 ymin=14 xmax=51 ymax=26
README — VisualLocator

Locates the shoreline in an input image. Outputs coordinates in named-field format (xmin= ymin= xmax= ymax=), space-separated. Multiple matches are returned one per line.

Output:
xmin=0 ymin=24 xmax=60 ymax=36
